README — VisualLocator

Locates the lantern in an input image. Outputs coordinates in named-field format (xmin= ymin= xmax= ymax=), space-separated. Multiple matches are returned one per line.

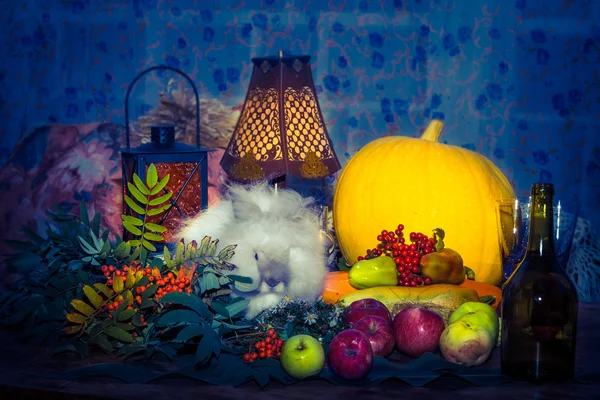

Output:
xmin=121 ymin=65 xmax=211 ymax=243
xmin=220 ymin=51 xmax=341 ymax=186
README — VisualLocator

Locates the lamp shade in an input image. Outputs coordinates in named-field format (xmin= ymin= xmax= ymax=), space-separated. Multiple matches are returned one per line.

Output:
xmin=220 ymin=54 xmax=341 ymax=182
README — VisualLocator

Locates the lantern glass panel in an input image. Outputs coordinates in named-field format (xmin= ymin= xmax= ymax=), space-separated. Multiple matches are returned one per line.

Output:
xmin=146 ymin=162 xmax=202 ymax=242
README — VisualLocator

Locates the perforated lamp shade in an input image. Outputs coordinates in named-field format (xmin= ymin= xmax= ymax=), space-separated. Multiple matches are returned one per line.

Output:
xmin=220 ymin=54 xmax=341 ymax=182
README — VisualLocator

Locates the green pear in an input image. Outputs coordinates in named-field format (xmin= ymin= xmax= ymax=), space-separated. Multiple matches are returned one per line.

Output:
xmin=449 ymin=301 xmax=499 ymax=342
xmin=348 ymin=256 xmax=398 ymax=290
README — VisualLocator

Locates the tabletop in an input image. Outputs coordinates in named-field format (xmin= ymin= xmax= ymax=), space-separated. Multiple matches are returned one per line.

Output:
xmin=1 ymin=303 xmax=599 ymax=400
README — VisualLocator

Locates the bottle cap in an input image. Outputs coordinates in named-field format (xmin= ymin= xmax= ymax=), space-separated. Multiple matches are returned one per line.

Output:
xmin=531 ymin=182 xmax=554 ymax=196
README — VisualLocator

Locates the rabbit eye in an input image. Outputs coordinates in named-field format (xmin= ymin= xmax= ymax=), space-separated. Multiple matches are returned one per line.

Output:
xmin=254 ymin=253 xmax=259 ymax=261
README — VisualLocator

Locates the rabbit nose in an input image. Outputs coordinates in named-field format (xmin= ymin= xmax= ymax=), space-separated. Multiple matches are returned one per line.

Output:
xmin=265 ymin=277 xmax=281 ymax=287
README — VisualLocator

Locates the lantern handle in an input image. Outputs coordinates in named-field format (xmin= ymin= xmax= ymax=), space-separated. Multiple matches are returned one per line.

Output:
xmin=124 ymin=65 xmax=201 ymax=150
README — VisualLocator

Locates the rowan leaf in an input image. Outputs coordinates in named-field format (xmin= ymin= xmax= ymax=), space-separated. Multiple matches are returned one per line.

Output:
xmin=144 ymin=223 xmax=167 ymax=233
xmin=123 ymin=222 xmax=142 ymax=236
xmin=121 ymin=215 xmax=144 ymax=226
xmin=127 ymin=183 xmax=148 ymax=205
xmin=133 ymin=174 xmax=150 ymax=195
xmin=142 ymin=240 xmax=157 ymax=252
xmin=149 ymin=174 xmax=170 ymax=195
xmin=66 ymin=312 xmax=87 ymax=324
xmin=83 ymin=285 xmax=103 ymax=308
xmin=70 ymin=299 xmax=95 ymax=316
xmin=143 ymin=232 xmax=164 ymax=242
xmin=148 ymin=192 xmax=172 ymax=206
xmin=112 ymin=274 xmax=124 ymax=293
xmin=94 ymin=283 xmax=114 ymax=298
xmin=105 ymin=326 xmax=133 ymax=343
xmin=147 ymin=204 xmax=171 ymax=216
xmin=124 ymin=195 xmax=145 ymax=215
xmin=147 ymin=164 xmax=158 ymax=188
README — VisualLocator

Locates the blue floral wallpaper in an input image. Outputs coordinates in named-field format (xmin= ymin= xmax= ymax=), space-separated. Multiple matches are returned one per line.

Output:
xmin=0 ymin=0 xmax=598 ymax=226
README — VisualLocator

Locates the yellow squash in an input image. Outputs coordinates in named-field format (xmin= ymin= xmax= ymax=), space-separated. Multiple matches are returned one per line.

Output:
xmin=333 ymin=120 xmax=515 ymax=285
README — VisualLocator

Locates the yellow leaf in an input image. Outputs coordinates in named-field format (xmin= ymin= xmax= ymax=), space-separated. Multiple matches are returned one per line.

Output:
xmin=70 ymin=299 xmax=95 ymax=316
xmin=113 ymin=273 xmax=124 ymax=293
xmin=82 ymin=285 xmax=103 ymax=308
xmin=66 ymin=312 xmax=87 ymax=324
xmin=126 ymin=268 xmax=135 ymax=289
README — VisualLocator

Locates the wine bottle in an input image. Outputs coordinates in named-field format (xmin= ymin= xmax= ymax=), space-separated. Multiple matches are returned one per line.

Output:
xmin=501 ymin=183 xmax=578 ymax=381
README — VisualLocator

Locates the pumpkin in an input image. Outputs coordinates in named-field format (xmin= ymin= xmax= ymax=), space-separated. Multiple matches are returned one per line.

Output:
xmin=321 ymin=270 xmax=502 ymax=310
xmin=333 ymin=120 xmax=515 ymax=285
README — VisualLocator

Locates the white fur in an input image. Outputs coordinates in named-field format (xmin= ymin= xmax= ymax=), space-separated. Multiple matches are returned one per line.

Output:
xmin=177 ymin=182 xmax=327 ymax=319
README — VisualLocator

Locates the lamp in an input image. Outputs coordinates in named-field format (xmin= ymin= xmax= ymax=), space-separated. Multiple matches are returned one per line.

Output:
xmin=220 ymin=51 xmax=341 ymax=185
xmin=121 ymin=65 xmax=211 ymax=243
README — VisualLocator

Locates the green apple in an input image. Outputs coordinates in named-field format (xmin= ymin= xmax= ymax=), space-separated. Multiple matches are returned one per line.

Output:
xmin=280 ymin=334 xmax=325 ymax=379
xmin=449 ymin=302 xmax=499 ymax=342
xmin=439 ymin=320 xmax=495 ymax=367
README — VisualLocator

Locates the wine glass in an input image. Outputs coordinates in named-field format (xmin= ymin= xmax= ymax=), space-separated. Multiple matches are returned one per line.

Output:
xmin=496 ymin=197 xmax=529 ymax=283
xmin=497 ymin=195 xmax=580 ymax=287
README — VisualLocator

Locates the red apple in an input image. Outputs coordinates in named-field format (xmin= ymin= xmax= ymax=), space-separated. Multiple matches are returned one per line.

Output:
xmin=344 ymin=298 xmax=391 ymax=328
xmin=327 ymin=329 xmax=373 ymax=380
xmin=393 ymin=307 xmax=445 ymax=358
xmin=353 ymin=315 xmax=395 ymax=357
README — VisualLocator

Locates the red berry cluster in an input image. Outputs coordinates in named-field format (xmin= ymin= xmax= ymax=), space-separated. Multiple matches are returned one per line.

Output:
xmin=154 ymin=271 xmax=193 ymax=299
xmin=242 ymin=329 xmax=285 ymax=363
xmin=357 ymin=224 xmax=437 ymax=287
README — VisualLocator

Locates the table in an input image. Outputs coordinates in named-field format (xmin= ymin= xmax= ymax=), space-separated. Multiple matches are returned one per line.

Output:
xmin=1 ymin=303 xmax=599 ymax=400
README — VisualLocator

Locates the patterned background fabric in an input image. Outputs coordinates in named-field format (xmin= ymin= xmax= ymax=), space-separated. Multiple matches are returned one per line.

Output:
xmin=0 ymin=0 xmax=599 ymax=291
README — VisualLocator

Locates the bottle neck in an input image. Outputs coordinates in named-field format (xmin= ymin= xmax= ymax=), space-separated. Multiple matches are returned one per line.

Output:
xmin=527 ymin=191 xmax=555 ymax=256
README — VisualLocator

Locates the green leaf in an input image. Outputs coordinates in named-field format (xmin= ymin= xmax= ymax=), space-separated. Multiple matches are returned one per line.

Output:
xmin=158 ymin=292 xmax=212 ymax=320
xmin=156 ymin=310 xmax=202 ymax=328
xmin=113 ymin=241 xmax=131 ymax=258
xmin=144 ymin=223 xmax=167 ymax=233
xmin=204 ymin=273 xmax=220 ymax=291
xmin=89 ymin=334 xmax=114 ymax=353
xmin=128 ymin=182 xmax=149 ymax=205
xmin=143 ymin=232 xmax=164 ymax=242
xmin=122 ymin=215 xmax=144 ymax=226
xmin=80 ymin=202 xmax=90 ymax=227
xmin=135 ymin=276 xmax=149 ymax=288
xmin=70 ymin=299 xmax=95 ymax=316
xmin=195 ymin=327 xmax=220 ymax=366
xmin=142 ymin=284 xmax=158 ymax=301
xmin=225 ymin=299 xmax=250 ymax=318
xmin=140 ymin=246 xmax=149 ymax=264
xmin=148 ymin=192 xmax=172 ymax=206
xmin=50 ymin=344 xmax=81 ymax=357
xmin=113 ymin=275 xmax=124 ymax=294
xmin=125 ymin=195 xmax=145 ymax=215
xmin=149 ymin=174 xmax=170 ymax=196
xmin=123 ymin=222 xmax=142 ymax=236
xmin=206 ymin=239 xmax=219 ymax=257
xmin=117 ymin=309 xmax=136 ymax=322
xmin=221 ymin=322 xmax=254 ymax=330
xmin=78 ymin=237 xmax=98 ymax=255
xmin=83 ymin=285 xmax=103 ymax=308
xmin=140 ymin=299 xmax=155 ymax=309
xmin=105 ymin=326 xmax=134 ymax=343
xmin=91 ymin=212 xmax=101 ymax=237
xmin=176 ymin=325 xmax=205 ymax=343
xmin=217 ymin=244 xmax=237 ymax=259
xmin=133 ymin=173 xmax=150 ymax=195
xmin=93 ymin=283 xmax=114 ymax=298
xmin=234 ymin=279 xmax=259 ymax=293
xmin=147 ymin=205 xmax=170 ymax=217
xmin=146 ymin=164 xmax=158 ymax=188
xmin=142 ymin=240 xmax=157 ymax=252
xmin=129 ymin=240 xmax=142 ymax=247
xmin=227 ymin=274 xmax=253 ymax=284
xmin=66 ymin=312 xmax=87 ymax=324
xmin=198 ymin=236 xmax=211 ymax=255
xmin=210 ymin=300 xmax=230 ymax=318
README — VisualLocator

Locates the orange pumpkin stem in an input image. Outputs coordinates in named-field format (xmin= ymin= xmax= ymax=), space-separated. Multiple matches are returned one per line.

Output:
xmin=420 ymin=119 xmax=445 ymax=142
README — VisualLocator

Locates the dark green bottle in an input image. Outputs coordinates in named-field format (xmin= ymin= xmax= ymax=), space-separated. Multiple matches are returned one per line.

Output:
xmin=501 ymin=183 xmax=578 ymax=381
